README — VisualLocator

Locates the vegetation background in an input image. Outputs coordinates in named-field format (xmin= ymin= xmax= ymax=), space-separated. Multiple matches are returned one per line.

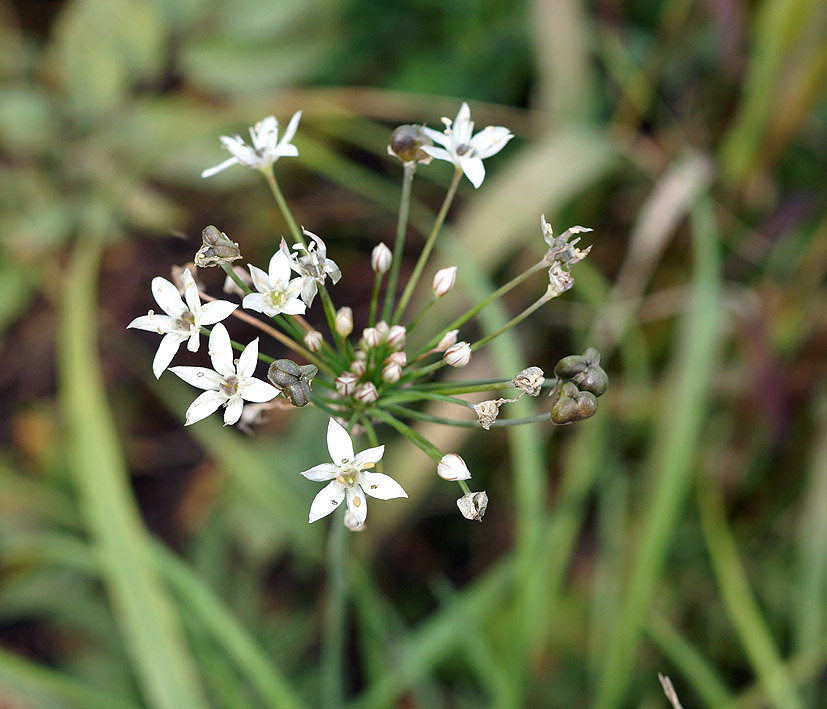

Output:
xmin=1 ymin=0 xmax=826 ymax=706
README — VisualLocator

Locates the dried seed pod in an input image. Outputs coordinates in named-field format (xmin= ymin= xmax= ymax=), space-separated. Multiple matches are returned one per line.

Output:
xmin=195 ymin=225 xmax=242 ymax=267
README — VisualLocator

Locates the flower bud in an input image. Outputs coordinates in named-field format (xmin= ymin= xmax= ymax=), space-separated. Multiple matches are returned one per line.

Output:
xmin=371 ymin=242 xmax=392 ymax=275
xmin=195 ymin=225 xmax=242 ymax=267
xmin=353 ymin=349 xmax=367 ymax=362
xmin=457 ymin=491 xmax=488 ymax=521
xmin=361 ymin=327 xmax=381 ymax=349
xmin=350 ymin=358 xmax=367 ymax=377
xmin=432 ymin=266 xmax=457 ymax=298
xmin=387 ymin=325 xmax=407 ymax=351
xmin=388 ymin=351 xmax=407 ymax=366
xmin=438 ymin=453 xmax=471 ymax=481
xmin=443 ymin=342 xmax=472 ymax=367
xmin=512 ymin=366 xmax=545 ymax=397
xmin=335 ymin=372 xmax=358 ymax=397
xmin=354 ymin=382 xmax=379 ymax=404
xmin=375 ymin=320 xmax=390 ymax=340
xmin=381 ymin=360 xmax=402 ymax=383
xmin=303 ymin=330 xmax=323 ymax=352
xmin=388 ymin=124 xmax=433 ymax=164
xmin=436 ymin=329 xmax=459 ymax=351
xmin=335 ymin=307 xmax=353 ymax=337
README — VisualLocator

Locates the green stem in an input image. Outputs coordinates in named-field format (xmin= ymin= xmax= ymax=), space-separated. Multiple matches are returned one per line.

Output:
xmin=392 ymin=168 xmax=462 ymax=325
xmin=471 ymin=294 xmax=550 ymax=351
xmin=405 ymin=298 xmax=436 ymax=335
xmin=369 ymin=271 xmax=383 ymax=327
xmin=382 ymin=162 xmax=415 ymax=322
xmin=321 ymin=510 xmax=348 ymax=709
xmin=385 ymin=404 xmax=550 ymax=429
xmin=221 ymin=262 xmax=252 ymax=295
xmin=413 ymin=380 xmax=516 ymax=395
xmin=416 ymin=260 xmax=547 ymax=356
xmin=379 ymin=390 xmax=472 ymax=408
xmin=262 ymin=168 xmax=304 ymax=245
xmin=370 ymin=408 xmax=444 ymax=462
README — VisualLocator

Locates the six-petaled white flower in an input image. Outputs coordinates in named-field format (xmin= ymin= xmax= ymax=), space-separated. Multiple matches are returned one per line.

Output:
xmin=300 ymin=418 xmax=407 ymax=525
xmin=281 ymin=230 xmax=342 ymax=307
xmin=169 ymin=323 xmax=279 ymax=426
xmin=242 ymin=250 xmax=307 ymax=317
xmin=201 ymin=112 xmax=302 ymax=178
xmin=127 ymin=269 xmax=237 ymax=379
xmin=421 ymin=102 xmax=513 ymax=189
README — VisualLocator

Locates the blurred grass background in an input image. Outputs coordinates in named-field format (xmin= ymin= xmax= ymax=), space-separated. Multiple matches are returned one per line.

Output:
xmin=1 ymin=0 xmax=826 ymax=706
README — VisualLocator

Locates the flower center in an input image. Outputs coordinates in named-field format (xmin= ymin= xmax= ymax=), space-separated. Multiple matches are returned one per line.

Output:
xmin=269 ymin=289 xmax=288 ymax=308
xmin=221 ymin=375 xmax=239 ymax=396
xmin=456 ymin=144 xmax=470 ymax=156
xmin=176 ymin=310 xmax=195 ymax=330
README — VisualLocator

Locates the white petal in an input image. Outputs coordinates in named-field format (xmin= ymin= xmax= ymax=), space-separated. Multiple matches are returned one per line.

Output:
xmin=280 ymin=297 xmax=307 ymax=315
xmin=241 ymin=378 xmax=279 ymax=403
xmin=201 ymin=157 xmax=240 ymax=178
xmin=345 ymin=487 xmax=368 ymax=526
xmin=184 ymin=390 xmax=227 ymax=425
xmin=281 ymin=110 xmax=302 ymax=146
xmin=267 ymin=250 xmax=292 ymax=287
xmin=309 ymin=480 xmax=345 ymax=523
xmin=359 ymin=472 xmax=407 ymax=500
xmin=151 ymin=277 xmax=187 ymax=318
xmin=421 ymin=125 xmax=449 ymax=147
xmin=420 ymin=145 xmax=453 ymax=163
xmin=169 ymin=366 xmax=223 ymax=391
xmin=326 ymin=418 xmax=354 ymax=464
xmin=274 ymin=145 xmax=299 ymax=158
xmin=182 ymin=270 xmax=202 ymax=315
xmin=353 ymin=445 xmax=384 ymax=467
xmin=208 ymin=323 xmax=235 ymax=377
xmin=223 ymin=396 xmax=243 ymax=425
xmin=199 ymin=300 xmax=238 ymax=326
xmin=152 ymin=333 xmax=186 ymax=378
xmin=247 ymin=264 xmax=272 ymax=294
xmin=459 ymin=156 xmax=485 ymax=188
xmin=300 ymin=463 xmax=339 ymax=481
xmin=242 ymin=293 xmax=267 ymax=313
xmin=237 ymin=338 xmax=259 ymax=379
xmin=470 ymin=126 xmax=513 ymax=159
xmin=186 ymin=328 xmax=200 ymax=352
xmin=127 ymin=313 xmax=178 ymax=334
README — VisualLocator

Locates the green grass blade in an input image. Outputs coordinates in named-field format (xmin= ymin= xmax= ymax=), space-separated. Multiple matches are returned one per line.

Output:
xmin=58 ymin=235 xmax=208 ymax=709
xmin=594 ymin=195 xmax=722 ymax=707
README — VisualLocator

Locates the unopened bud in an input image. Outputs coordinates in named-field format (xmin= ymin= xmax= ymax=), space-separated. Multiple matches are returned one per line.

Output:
xmin=436 ymin=329 xmax=459 ymax=351
xmin=443 ymin=342 xmax=472 ymax=367
xmin=195 ymin=225 xmax=242 ymax=267
xmin=303 ymin=330 xmax=323 ymax=352
xmin=432 ymin=266 xmax=457 ymax=298
xmin=371 ymin=242 xmax=392 ymax=275
xmin=354 ymin=382 xmax=379 ymax=404
xmin=438 ymin=453 xmax=471 ymax=481
xmin=381 ymin=360 xmax=402 ymax=383
xmin=361 ymin=327 xmax=381 ymax=349
xmin=335 ymin=372 xmax=359 ymax=397
xmin=353 ymin=349 xmax=367 ymax=362
xmin=512 ymin=366 xmax=545 ymax=397
xmin=387 ymin=325 xmax=407 ymax=351
xmin=457 ymin=491 xmax=488 ymax=521
xmin=375 ymin=320 xmax=390 ymax=340
xmin=335 ymin=307 xmax=353 ymax=337
xmin=388 ymin=351 xmax=407 ymax=366
xmin=388 ymin=124 xmax=433 ymax=164
xmin=350 ymin=358 xmax=367 ymax=377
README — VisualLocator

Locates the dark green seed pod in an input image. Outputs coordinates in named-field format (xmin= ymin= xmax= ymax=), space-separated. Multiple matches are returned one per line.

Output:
xmin=268 ymin=359 xmax=302 ymax=389
xmin=389 ymin=124 xmax=433 ymax=163
xmin=550 ymin=386 xmax=598 ymax=425
xmin=574 ymin=365 xmax=609 ymax=397
xmin=554 ymin=355 xmax=588 ymax=380
xmin=582 ymin=347 xmax=601 ymax=367
xmin=297 ymin=363 xmax=318 ymax=384
xmin=284 ymin=381 xmax=312 ymax=407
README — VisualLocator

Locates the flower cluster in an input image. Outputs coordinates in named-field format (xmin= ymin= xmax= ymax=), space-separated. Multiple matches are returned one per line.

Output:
xmin=129 ymin=104 xmax=605 ymax=529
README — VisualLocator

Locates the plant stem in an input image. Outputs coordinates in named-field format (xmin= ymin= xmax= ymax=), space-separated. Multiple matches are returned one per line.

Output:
xmin=370 ymin=408 xmax=444 ymax=462
xmin=321 ymin=510 xmax=347 ymax=709
xmin=416 ymin=260 xmax=547 ymax=356
xmin=386 ymin=404 xmax=551 ymax=429
xmin=379 ymin=390 xmax=472 ymax=408
xmin=471 ymin=293 xmax=551 ymax=351
xmin=392 ymin=168 xmax=462 ymax=325
xmin=382 ymin=162 xmax=415 ymax=322
xmin=262 ymin=168 xmax=304 ymax=245
xmin=369 ymin=271 xmax=383 ymax=327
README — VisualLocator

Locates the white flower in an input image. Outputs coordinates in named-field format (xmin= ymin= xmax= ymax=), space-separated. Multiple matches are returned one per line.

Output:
xmin=421 ymin=102 xmax=513 ymax=188
xmin=242 ymin=250 xmax=307 ymax=317
xmin=201 ymin=112 xmax=302 ymax=178
xmin=281 ymin=231 xmax=341 ymax=306
xmin=300 ymin=418 xmax=408 ymax=525
xmin=128 ymin=269 xmax=237 ymax=379
xmin=437 ymin=454 xmax=471 ymax=481
xmin=169 ymin=323 xmax=279 ymax=426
